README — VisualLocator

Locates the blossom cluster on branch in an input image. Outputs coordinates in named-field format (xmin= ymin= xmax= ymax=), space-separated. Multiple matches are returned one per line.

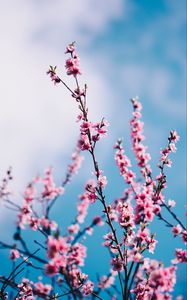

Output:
xmin=0 ymin=42 xmax=186 ymax=300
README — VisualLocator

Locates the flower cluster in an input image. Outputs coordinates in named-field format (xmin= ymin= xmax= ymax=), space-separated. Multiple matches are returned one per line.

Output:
xmin=174 ymin=249 xmax=187 ymax=264
xmin=77 ymin=118 xmax=109 ymax=151
xmin=132 ymin=259 xmax=177 ymax=300
xmin=130 ymin=97 xmax=152 ymax=180
xmin=46 ymin=66 xmax=60 ymax=85
xmin=63 ymin=147 xmax=84 ymax=186
xmin=16 ymin=168 xmax=63 ymax=230
xmin=114 ymin=139 xmax=136 ymax=185
xmin=65 ymin=42 xmax=81 ymax=76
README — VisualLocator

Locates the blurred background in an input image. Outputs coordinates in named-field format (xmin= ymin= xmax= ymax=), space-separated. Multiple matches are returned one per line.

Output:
xmin=0 ymin=0 xmax=186 ymax=298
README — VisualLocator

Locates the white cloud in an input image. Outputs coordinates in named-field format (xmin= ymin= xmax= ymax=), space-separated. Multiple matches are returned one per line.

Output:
xmin=31 ymin=0 xmax=123 ymax=44
xmin=120 ymin=64 xmax=185 ymax=120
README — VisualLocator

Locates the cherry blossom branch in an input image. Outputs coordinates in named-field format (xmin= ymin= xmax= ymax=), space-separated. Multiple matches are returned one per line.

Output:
xmin=48 ymin=47 xmax=125 ymax=266
xmin=72 ymin=214 xmax=104 ymax=244
xmin=154 ymin=131 xmax=186 ymax=231
xmin=1 ymin=248 xmax=40 ymax=294
xmin=46 ymin=144 xmax=83 ymax=218
xmin=127 ymin=262 xmax=141 ymax=298
xmin=0 ymin=241 xmax=46 ymax=264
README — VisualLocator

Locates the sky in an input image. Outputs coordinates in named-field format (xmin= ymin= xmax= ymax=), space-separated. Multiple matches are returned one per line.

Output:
xmin=0 ymin=0 xmax=186 ymax=298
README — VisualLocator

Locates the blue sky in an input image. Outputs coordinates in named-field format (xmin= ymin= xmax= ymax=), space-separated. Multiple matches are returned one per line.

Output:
xmin=0 ymin=0 xmax=186 ymax=298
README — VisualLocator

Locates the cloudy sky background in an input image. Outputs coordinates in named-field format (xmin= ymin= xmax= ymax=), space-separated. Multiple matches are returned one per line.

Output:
xmin=0 ymin=0 xmax=186 ymax=298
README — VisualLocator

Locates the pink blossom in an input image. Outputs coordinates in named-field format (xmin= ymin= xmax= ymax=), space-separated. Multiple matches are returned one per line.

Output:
xmin=50 ymin=220 xmax=58 ymax=231
xmin=47 ymin=236 xmax=59 ymax=259
xmin=81 ymin=280 xmax=94 ymax=296
xmin=111 ymin=257 xmax=123 ymax=271
xmin=68 ymin=223 xmax=80 ymax=234
xmin=58 ymin=236 xmax=70 ymax=254
xmin=24 ymin=184 xmax=36 ymax=203
xmin=92 ymin=216 xmax=104 ymax=226
xmin=10 ymin=249 xmax=20 ymax=261
xmin=65 ymin=54 xmax=81 ymax=76
xmin=98 ymin=275 xmax=115 ymax=289
xmin=114 ymin=141 xmax=136 ymax=185
xmin=76 ymin=112 xmax=84 ymax=122
xmin=34 ymin=282 xmax=52 ymax=295
xmin=133 ymin=252 xmax=142 ymax=262
xmin=86 ymin=227 xmax=93 ymax=235
xmin=47 ymin=66 xmax=60 ymax=85
xmin=168 ymin=199 xmax=176 ymax=208
xmin=181 ymin=231 xmax=187 ymax=244
xmin=29 ymin=217 xmax=40 ymax=231
xmin=45 ymin=262 xmax=59 ymax=277
xmin=66 ymin=148 xmax=84 ymax=182
xmin=17 ymin=201 xmax=32 ymax=229
xmin=116 ymin=201 xmax=134 ymax=228
xmin=85 ymin=179 xmax=97 ymax=203
xmin=98 ymin=174 xmax=108 ymax=188
xmin=80 ymin=121 xmax=92 ymax=134
xmin=47 ymin=235 xmax=69 ymax=259
xmin=172 ymin=224 xmax=182 ymax=237
xmin=103 ymin=232 xmax=117 ymax=253
xmin=73 ymin=88 xmax=85 ymax=101
xmin=137 ymin=227 xmax=150 ymax=243
xmin=125 ymin=170 xmax=136 ymax=184
xmin=153 ymin=205 xmax=161 ymax=215
xmin=170 ymin=143 xmax=177 ymax=152
xmin=41 ymin=167 xmax=64 ymax=200
xmin=40 ymin=217 xmax=49 ymax=228
xmin=91 ymin=120 xmax=109 ymax=140
xmin=68 ymin=243 xmax=87 ymax=266
xmin=68 ymin=270 xmax=88 ymax=289
xmin=135 ymin=188 xmax=155 ymax=224
xmin=148 ymin=236 xmax=158 ymax=254
xmin=77 ymin=134 xmax=91 ymax=151
xmin=131 ymin=97 xmax=142 ymax=111
xmin=77 ymin=197 xmax=89 ymax=223
xmin=53 ymin=254 xmax=67 ymax=269
xmin=169 ymin=130 xmax=180 ymax=143
xmin=175 ymin=249 xmax=187 ymax=263
xmin=65 ymin=42 xmax=76 ymax=54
